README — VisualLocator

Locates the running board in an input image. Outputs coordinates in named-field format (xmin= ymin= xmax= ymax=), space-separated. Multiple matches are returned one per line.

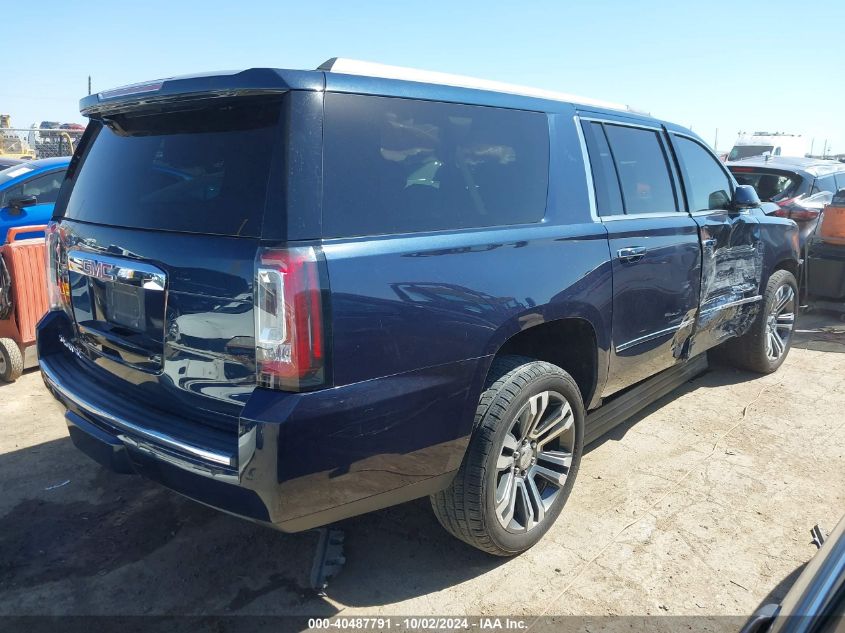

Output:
xmin=585 ymin=354 xmax=709 ymax=446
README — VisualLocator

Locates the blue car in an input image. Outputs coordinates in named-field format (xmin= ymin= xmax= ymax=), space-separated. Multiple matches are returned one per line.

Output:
xmin=37 ymin=59 xmax=799 ymax=556
xmin=0 ymin=156 xmax=69 ymax=244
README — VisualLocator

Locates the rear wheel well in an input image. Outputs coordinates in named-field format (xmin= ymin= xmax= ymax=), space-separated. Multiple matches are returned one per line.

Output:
xmin=494 ymin=319 xmax=597 ymax=406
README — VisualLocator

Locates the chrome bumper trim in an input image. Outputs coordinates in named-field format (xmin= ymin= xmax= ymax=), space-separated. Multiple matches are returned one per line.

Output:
xmin=41 ymin=361 xmax=237 ymax=474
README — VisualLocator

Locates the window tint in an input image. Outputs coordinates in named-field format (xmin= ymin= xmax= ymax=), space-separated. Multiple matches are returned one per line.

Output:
xmin=62 ymin=96 xmax=281 ymax=236
xmin=603 ymin=125 xmax=677 ymax=214
xmin=813 ymin=175 xmax=838 ymax=195
xmin=836 ymin=172 xmax=845 ymax=193
xmin=582 ymin=122 xmax=623 ymax=216
xmin=322 ymin=93 xmax=549 ymax=237
xmin=674 ymin=136 xmax=732 ymax=211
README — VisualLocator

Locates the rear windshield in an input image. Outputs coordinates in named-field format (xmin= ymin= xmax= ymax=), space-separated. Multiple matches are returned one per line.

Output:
xmin=729 ymin=168 xmax=802 ymax=202
xmin=62 ymin=97 xmax=282 ymax=237
xmin=728 ymin=145 xmax=774 ymax=161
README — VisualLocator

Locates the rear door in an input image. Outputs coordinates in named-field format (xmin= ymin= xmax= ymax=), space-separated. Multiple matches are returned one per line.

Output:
xmin=581 ymin=119 xmax=702 ymax=396
xmin=670 ymin=133 xmax=763 ymax=355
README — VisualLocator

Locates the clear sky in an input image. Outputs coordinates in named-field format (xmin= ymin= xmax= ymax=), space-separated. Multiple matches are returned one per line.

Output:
xmin=4 ymin=0 xmax=844 ymax=154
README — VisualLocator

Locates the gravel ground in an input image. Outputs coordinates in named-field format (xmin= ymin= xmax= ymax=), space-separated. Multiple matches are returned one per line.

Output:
xmin=0 ymin=311 xmax=843 ymax=622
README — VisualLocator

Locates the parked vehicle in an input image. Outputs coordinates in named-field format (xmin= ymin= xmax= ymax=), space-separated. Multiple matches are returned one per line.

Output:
xmin=804 ymin=190 xmax=845 ymax=319
xmin=0 ymin=157 xmax=69 ymax=244
xmin=728 ymin=157 xmax=845 ymax=249
xmin=0 ymin=225 xmax=49 ymax=380
xmin=741 ymin=514 xmax=845 ymax=633
xmin=37 ymin=59 xmax=799 ymax=555
xmin=727 ymin=132 xmax=809 ymax=162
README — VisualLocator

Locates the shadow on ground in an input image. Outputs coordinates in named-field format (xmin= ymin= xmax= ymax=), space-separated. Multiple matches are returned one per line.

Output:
xmin=792 ymin=309 xmax=845 ymax=354
xmin=0 ymin=435 xmax=504 ymax=616
xmin=1 ymin=313 xmax=839 ymax=615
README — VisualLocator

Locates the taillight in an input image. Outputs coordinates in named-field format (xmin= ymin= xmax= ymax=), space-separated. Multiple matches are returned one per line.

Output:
xmin=254 ymin=245 xmax=328 ymax=391
xmin=771 ymin=207 xmax=790 ymax=218
xmin=45 ymin=221 xmax=70 ymax=311
xmin=789 ymin=208 xmax=821 ymax=221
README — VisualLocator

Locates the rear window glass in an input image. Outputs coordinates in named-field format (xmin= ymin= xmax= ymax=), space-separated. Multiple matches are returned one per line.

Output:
xmin=62 ymin=97 xmax=282 ymax=237
xmin=728 ymin=145 xmax=774 ymax=161
xmin=729 ymin=169 xmax=802 ymax=202
xmin=322 ymin=93 xmax=549 ymax=237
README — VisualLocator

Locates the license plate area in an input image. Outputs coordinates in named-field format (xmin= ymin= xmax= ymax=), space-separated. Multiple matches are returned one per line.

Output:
xmin=67 ymin=250 xmax=167 ymax=372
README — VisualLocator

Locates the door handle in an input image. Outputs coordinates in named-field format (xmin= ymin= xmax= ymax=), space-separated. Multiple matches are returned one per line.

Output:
xmin=702 ymin=238 xmax=718 ymax=249
xmin=618 ymin=246 xmax=647 ymax=263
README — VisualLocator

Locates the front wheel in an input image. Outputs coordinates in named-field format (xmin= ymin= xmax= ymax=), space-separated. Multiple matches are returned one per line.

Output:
xmin=720 ymin=269 xmax=798 ymax=374
xmin=431 ymin=356 xmax=584 ymax=556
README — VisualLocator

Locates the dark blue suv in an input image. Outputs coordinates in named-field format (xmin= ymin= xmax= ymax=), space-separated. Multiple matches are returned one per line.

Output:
xmin=37 ymin=59 xmax=799 ymax=555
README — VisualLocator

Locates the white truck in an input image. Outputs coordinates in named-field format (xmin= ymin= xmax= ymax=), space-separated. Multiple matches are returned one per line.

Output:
xmin=728 ymin=132 xmax=810 ymax=161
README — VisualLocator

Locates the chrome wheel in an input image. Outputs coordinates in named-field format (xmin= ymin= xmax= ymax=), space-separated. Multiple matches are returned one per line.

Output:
xmin=494 ymin=390 xmax=575 ymax=533
xmin=765 ymin=284 xmax=795 ymax=362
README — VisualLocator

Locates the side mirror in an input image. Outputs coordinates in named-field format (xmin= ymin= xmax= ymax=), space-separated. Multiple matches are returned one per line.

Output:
xmin=7 ymin=195 xmax=38 ymax=215
xmin=732 ymin=185 xmax=760 ymax=210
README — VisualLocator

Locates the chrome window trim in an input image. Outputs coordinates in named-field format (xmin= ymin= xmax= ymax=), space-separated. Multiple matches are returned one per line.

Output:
xmin=573 ymin=115 xmax=599 ymax=222
xmin=579 ymin=116 xmax=663 ymax=132
xmin=41 ymin=361 xmax=237 ymax=475
xmin=601 ymin=211 xmax=684 ymax=222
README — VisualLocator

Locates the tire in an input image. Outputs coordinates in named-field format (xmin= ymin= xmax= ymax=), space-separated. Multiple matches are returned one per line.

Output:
xmin=0 ymin=338 xmax=24 ymax=382
xmin=431 ymin=355 xmax=585 ymax=556
xmin=719 ymin=269 xmax=798 ymax=374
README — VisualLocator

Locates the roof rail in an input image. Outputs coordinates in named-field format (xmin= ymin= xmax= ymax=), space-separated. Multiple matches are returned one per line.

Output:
xmin=318 ymin=58 xmax=641 ymax=114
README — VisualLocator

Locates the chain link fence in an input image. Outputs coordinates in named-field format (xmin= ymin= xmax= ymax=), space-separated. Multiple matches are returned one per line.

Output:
xmin=0 ymin=126 xmax=84 ymax=160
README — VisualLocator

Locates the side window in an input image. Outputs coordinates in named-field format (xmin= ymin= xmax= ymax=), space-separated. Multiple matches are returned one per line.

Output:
xmin=0 ymin=184 xmax=23 ymax=209
xmin=673 ymin=136 xmax=733 ymax=212
xmin=836 ymin=172 xmax=845 ymax=193
xmin=322 ymin=93 xmax=550 ymax=237
xmin=21 ymin=171 xmax=65 ymax=205
xmin=582 ymin=121 xmax=623 ymax=216
xmin=603 ymin=124 xmax=677 ymax=214
xmin=813 ymin=175 xmax=838 ymax=195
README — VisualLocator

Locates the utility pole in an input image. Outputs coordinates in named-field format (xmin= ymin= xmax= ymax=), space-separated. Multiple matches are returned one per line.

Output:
xmin=88 ymin=76 xmax=92 ymax=96
xmin=714 ymin=128 xmax=719 ymax=151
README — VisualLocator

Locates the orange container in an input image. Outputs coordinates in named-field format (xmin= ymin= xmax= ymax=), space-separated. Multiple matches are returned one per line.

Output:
xmin=0 ymin=225 xmax=49 ymax=380
xmin=819 ymin=202 xmax=845 ymax=245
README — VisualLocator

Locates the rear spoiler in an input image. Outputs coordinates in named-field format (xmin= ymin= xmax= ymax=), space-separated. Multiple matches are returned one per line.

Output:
xmin=80 ymin=68 xmax=323 ymax=117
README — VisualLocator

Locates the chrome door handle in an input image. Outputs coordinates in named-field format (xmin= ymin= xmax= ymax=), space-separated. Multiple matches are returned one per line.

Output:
xmin=702 ymin=238 xmax=718 ymax=249
xmin=618 ymin=247 xmax=647 ymax=262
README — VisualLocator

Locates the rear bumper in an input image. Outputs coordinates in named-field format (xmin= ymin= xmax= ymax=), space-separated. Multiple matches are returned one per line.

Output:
xmin=38 ymin=311 xmax=481 ymax=531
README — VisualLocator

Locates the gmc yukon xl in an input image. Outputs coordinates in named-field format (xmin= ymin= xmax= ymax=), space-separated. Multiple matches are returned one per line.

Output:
xmin=37 ymin=59 xmax=800 ymax=555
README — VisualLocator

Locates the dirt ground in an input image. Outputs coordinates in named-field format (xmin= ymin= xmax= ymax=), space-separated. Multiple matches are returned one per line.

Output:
xmin=0 ymin=312 xmax=843 ymax=621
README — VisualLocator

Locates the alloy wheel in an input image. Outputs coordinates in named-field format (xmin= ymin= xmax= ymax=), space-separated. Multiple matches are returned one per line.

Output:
xmin=494 ymin=390 xmax=575 ymax=533
xmin=765 ymin=284 xmax=795 ymax=361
